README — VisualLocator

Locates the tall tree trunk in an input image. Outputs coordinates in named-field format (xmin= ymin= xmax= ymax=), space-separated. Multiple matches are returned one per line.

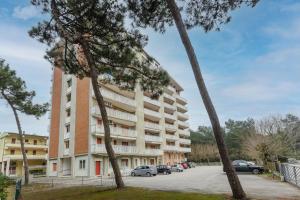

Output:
xmin=80 ymin=41 xmax=125 ymax=189
xmin=166 ymin=1 xmax=246 ymax=199
xmin=3 ymin=94 xmax=29 ymax=185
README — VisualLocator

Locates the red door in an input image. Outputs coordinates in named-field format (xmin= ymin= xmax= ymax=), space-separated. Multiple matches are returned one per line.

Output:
xmin=95 ymin=161 xmax=101 ymax=176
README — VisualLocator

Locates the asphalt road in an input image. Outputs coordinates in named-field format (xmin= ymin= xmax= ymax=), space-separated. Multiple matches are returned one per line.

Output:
xmin=124 ymin=166 xmax=300 ymax=199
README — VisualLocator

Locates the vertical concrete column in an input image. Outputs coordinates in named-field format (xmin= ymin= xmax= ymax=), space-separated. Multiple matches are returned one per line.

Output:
xmin=134 ymin=84 xmax=145 ymax=155
xmin=6 ymin=159 xmax=10 ymax=176
xmin=159 ymin=95 xmax=166 ymax=164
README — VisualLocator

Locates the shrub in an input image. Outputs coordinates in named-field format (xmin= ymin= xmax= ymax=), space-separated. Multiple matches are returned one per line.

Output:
xmin=0 ymin=174 xmax=9 ymax=200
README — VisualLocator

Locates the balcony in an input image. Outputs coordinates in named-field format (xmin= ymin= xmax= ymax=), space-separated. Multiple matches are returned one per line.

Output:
xmin=66 ymin=86 xmax=72 ymax=94
xmin=65 ymin=116 xmax=71 ymax=124
xmin=176 ymin=95 xmax=187 ymax=105
xmin=178 ymin=120 xmax=189 ymax=128
xmin=64 ymin=132 xmax=70 ymax=140
xmin=165 ymin=124 xmax=177 ymax=132
xmin=164 ymin=93 xmax=175 ymax=102
xmin=164 ymin=145 xmax=178 ymax=152
xmin=164 ymin=102 xmax=176 ymax=111
xmin=144 ymin=96 xmax=161 ymax=108
xmin=65 ymin=101 xmax=71 ymax=108
xmin=179 ymin=147 xmax=191 ymax=153
xmin=178 ymin=129 xmax=190 ymax=137
xmin=177 ymin=103 xmax=188 ymax=113
xmin=165 ymin=134 xmax=178 ymax=141
xmin=64 ymin=148 xmax=70 ymax=156
xmin=92 ymin=107 xmax=137 ymax=123
xmin=165 ymin=86 xmax=176 ymax=94
xmin=144 ymin=108 xmax=161 ymax=121
xmin=144 ymin=135 xmax=163 ymax=143
xmin=98 ymin=88 xmax=136 ymax=109
xmin=91 ymin=144 xmax=138 ymax=155
xmin=91 ymin=125 xmax=137 ymax=138
xmin=4 ymin=154 xmax=47 ymax=160
xmin=177 ymin=112 xmax=189 ymax=121
xmin=164 ymin=113 xmax=176 ymax=121
xmin=144 ymin=121 xmax=161 ymax=132
xmin=179 ymin=138 xmax=191 ymax=145
xmin=5 ymin=142 xmax=47 ymax=149
xmin=144 ymin=148 xmax=163 ymax=156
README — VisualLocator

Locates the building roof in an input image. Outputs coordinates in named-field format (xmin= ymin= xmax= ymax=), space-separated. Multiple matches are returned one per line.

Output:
xmin=0 ymin=132 xmax=48 ymax=139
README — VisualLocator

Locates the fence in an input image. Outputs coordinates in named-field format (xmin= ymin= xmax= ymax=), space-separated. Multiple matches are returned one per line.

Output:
xmin=280 ymin=163 xmax=300 ymax=187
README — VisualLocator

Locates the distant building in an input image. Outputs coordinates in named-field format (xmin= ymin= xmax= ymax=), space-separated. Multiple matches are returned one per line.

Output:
xmin=0 ymin=132 xmax=48 ymax=177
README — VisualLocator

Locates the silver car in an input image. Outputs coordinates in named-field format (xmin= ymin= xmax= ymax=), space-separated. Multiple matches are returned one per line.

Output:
xmin=131 ymin=165 xmax=157 ymax=177
xmin=171 ymin=164 xmax=184 ymax=172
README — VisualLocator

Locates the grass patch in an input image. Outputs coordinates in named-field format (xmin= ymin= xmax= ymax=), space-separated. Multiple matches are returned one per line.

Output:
xmin=23 ymin=186 xmax=229 ymax=200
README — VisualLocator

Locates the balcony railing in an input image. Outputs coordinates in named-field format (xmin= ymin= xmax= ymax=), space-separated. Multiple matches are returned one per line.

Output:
xmin=144 ymin=135 xmax=163 ymax=143
xmin=177 ymin=112 xmax=189 ymax=121
xmin=179 ymin=147 xmax=191 ymax=153
xmin=177 ymin=103 xmax=188 ymax=112
xmin=164 ymin=145 xmax=178 ymax=152
xmin=65 ymin=116 xmax=71 ymax=124
xmin=64 ymin=132 xmax=70 ymax=140
xmin=144 ymin=148 xmax=163 ymax=155
xmin=98 ymin=88 xmax=136 ymax=107
xmin=92 ymin=107 xmax=137 ymax=122
xmin=4 ymin=154 xmax=47 ymax=160
xmin=164 ymin=113 xmax=176 ymax=121
xmin=6 ymin=142 xmax=47 ymax=149
xmin=164 ymin=103 xmax=176 ymax=111
xmin=65 ymin=101 xmax=71 ymax=108
xmin=66 ymin=86 xmax=72 ymax=94
xmin=178 ymin=120 xmax=189 ymax=128
xmin=144 ymin=121 xmax=161 ymax=131
xmin=64 ymin=149 xmax=70 ymax=156
xmin=179 ymin=138 xmax=191 ymax=145
xmin=165 ymin=124 xmax=177 ymax=131
xmin=165 ymin=134 xmax=178 ymax=141
xmin=176 ymin=95 xmax=187 ymax=105
xmin=144 ymin=96 xmax=161 ymax=107
xmin=164 ymin=93 xmax=175 ymax=102
xmin=166 ymin=86 xmax=176 ymax=94
xmin=91 ymin=144 xmax=138 ymax=154
xmin=91 ymin=125 xmax=137 ymax=138
xmin=178 ymin=129 xmax=190 ymax=136
xmin=144 ymin=108 xmax=161 ymax=119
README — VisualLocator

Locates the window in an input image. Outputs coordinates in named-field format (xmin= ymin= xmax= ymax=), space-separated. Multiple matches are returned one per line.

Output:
xmin=10 ymin=150 xmax=15 ymax=155
xmin=66 ymin=109 xmax=71 ymax=117
xmin=52 ymin=163 xmax=57 ymax=172
xmin=113 ymin=140 xmax=117 ymax=145
xmin=33 ymin=150 xmax=36 ymax=155
xmin=34 ymin=140 xmax=37 ymax=145
xmin=25 ymin=139 xmax=29 ymax=143
xmin=79 ymin=160 xmax=86 ymax=169
xmin=96 ymin=138 xmax=102 ymax=144
xmin=25 ymin=150 xmax=28 ymax=154
xmin=66 ymin=124 xmax=70 ymax=133
xmin=97 ymin=119 xmax=102 ymax=125
xmin=67 ymin=94 xmax=71 ymax=102
xmin=67 ymin=79 xmax=72 ymax=88
xmin=121 ymin=159 xmax=128 ymax=167
xmin=65 ymin=141 xmax=69 ymax=149
xmin=11 ymin=138 xmax=16 ymax=144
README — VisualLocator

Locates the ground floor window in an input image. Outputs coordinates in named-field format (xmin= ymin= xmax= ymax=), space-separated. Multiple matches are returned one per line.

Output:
xmin=121 ymin=159 xmax=128 ymax=167
xmin=52 ymin=163 xmax=57 ymax=172
xmin=79 ymin=160 xmax=86 ymax=169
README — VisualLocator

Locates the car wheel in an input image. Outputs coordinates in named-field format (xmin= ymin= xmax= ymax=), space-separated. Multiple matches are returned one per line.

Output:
xmin=252 ymin=169 xmax=259 ymax=174
xmin=131 ymin=172 xmax=135 ymax=176
xmin=163 ymin=171 xmax=167 ymax=175
xmin=146 ymin=172 xmax=152 ymax=177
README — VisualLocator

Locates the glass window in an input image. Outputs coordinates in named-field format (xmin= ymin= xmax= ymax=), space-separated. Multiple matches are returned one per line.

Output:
xmin=11 ymin=138 xmax=16 ymax=144
xmin=79 ymin=160 xmax=86 ymax=169
xmin=33 ymin=150 xmax=36 ymax=155
xmin=52 ymin=163 xmax=57 ymax=171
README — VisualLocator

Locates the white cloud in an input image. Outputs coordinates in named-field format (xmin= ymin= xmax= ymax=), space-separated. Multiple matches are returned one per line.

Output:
xmin=263 ymin=19 xmax=300 ymax=40
xmin=13 ymin=5 xmax=41 ymax=20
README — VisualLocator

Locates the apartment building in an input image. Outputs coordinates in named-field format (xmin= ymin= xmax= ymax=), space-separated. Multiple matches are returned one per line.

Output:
xmin=0 ymin=132 xmax=48 ymax=177
xmin=48 ymin=62 xmax=191 ymax=177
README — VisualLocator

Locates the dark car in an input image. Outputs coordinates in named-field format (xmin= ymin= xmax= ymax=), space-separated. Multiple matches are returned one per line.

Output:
xmin=157 ymin=165 xmax=172 ymax=175
xmin=231 ymin=160 xmax=264 ymax=174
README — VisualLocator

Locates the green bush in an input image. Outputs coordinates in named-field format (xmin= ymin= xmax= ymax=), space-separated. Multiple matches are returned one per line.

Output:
xmin=0 ymin=174 xmax=9 ymax=200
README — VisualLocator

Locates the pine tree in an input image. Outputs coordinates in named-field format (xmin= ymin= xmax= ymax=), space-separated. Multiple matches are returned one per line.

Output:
xmin=0 ymin=59 xmax=49 ymax=185
xmin=29 ymin=0 xmax=170 ymax=188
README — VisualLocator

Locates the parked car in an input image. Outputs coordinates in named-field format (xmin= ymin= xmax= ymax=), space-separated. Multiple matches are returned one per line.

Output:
xmin=171 ymin=164 xmax=184 ymax=172
xmin=180 ymin=162 xmax=188 ymax=169
xmin=186 ymin=162 xmax=196 ymax=168
xmin=231 ymin=160 xmax=264 ymax=174
xmin=157 ymin=165 xmax=172 ymax=175
xmin=131 ymin=165 xmax=157 ymax=177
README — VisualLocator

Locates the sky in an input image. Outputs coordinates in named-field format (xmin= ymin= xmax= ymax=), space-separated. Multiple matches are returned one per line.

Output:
xmin=0 ymin=0 xmax=300 ymax=136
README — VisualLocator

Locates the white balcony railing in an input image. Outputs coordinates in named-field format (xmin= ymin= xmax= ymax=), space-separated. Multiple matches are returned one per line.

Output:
xmin=177 ymin=112 xmax=189 ymax=120
xmin=64 ymin=132 xmax=70 ymax=140
xmin=99 ymin=88 xmax=136 ymax=107
xmin=177 ymin=120 xmax=189 ymax=128
xmin=66 ymin=86 xmax=72 ymax=94
xmin=91 ymin=125 xmax=137 ymax=138
xmin=166 ymin=86 xmax=176 ymax=94
xmin=64 ymin=148 xmax=70 ymax=156
xmin=65 ymin=116 xmax=71 ymax=124
xmin=164 ymin=113 xmax=176 ymax=121
xmin=179 ymin=138 xmax=191 ymax=145
xmin=144 ymin=148 xmax=163 ymax=155
xmin=178 ymin=129 xmax=190 ymax=136
xmin=5 ymin=142 xmax=47 ymax=149
xmin=165 ymin=134 xmax=178 ymax=141
xmin=144 ymin=108 xmax=161 ymax=119
xmin=65 ymin=101 xmax=71 ymax=108
xmin=144 ymin=121 xmax=161 ymax=131
xmin=92 ymin=107 xmax=137 ymax=122
xmin=144 ymin=96 xmax=161 ymax=107
xmin=92 ymin=144 xmax=138 ymax=154
xmin=165 ymin=124 xmax=177 ymax=131
xmin=176 ymin=95 xmax=187 ymax=105
xmin=4 ymin=154 xmax=47 ymax=160
xmin=176 ymin=103 xmax=188 ymax=112
xmin=179 ymin=147 xmax=191 ymax=153
xmin=164 ymin=103 xmax=176 ymax=111
xmin=164 ymin=145 xmax=178 ymax=152
xmin=164 ymin=93 xmax=175 ymax=102
xmin=144 ymin=135 xmax=163 ymax=143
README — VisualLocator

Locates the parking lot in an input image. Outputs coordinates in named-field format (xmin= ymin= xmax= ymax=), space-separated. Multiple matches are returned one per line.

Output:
xmin=124 ymin=166 xmax=300 ymax=199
